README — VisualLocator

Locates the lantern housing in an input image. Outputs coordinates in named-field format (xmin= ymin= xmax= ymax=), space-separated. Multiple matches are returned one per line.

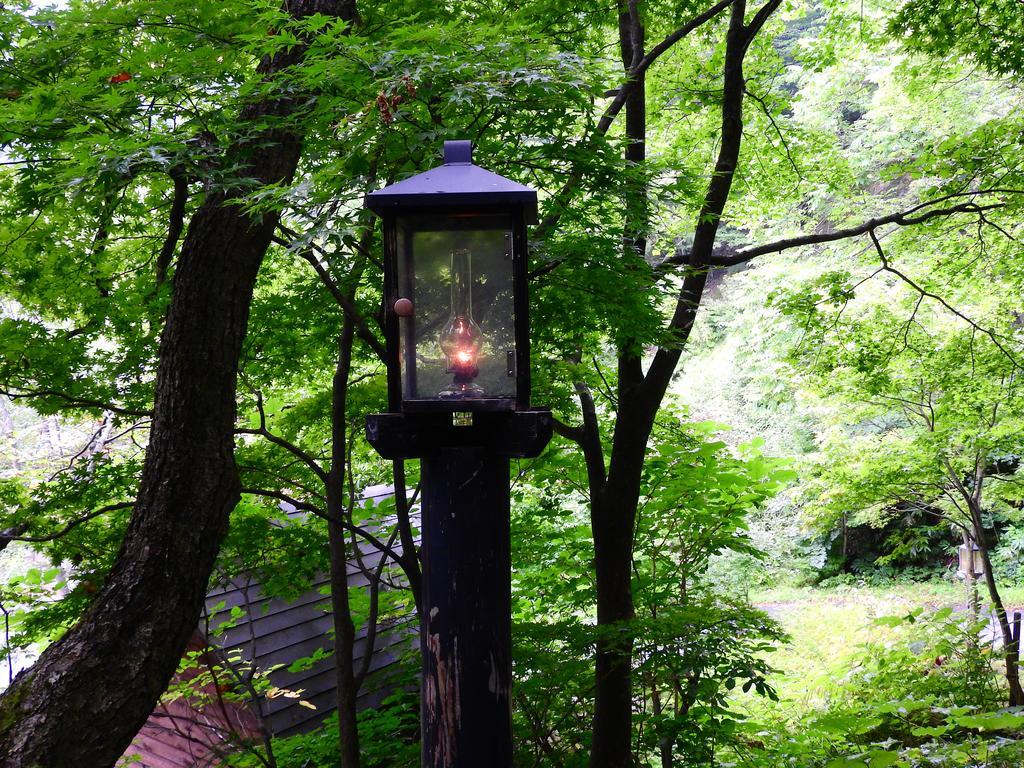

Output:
xmin=957 ymin=539 xmax=985 ymax=580
xmin=365 ymin=141 xmax=537 ymax=413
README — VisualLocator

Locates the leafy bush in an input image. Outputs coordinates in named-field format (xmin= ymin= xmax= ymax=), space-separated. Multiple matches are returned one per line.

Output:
xmin=991 ymin=524 xmax=1024 ymax=582
xmin=736 ymin=607 xmax=1024 ymax=767
xmin=510 ymin=422 xmax=792 ymax=766
xmin=633 ymin=595 xmax=785 ymax=766
xmin=227 ymin=688 xmax=419 ymax=768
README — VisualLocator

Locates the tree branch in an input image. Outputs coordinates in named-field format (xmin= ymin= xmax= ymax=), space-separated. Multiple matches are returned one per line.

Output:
xmin=239 ymin=484 xmax=409 ymax=568
xmin=868 ymin=229 xmax=1021 ymax=368
xmin=0 ymin=387 xmax=151 ymax=418
xmin=552 ymin=416 xmax=585 ymax=444
xmin=239 ymin=487 xmax=324 ymax=516
xmin=353 ymin=524 xmax=400 ymax=690
xmin=665 ymin=197 xmax=1010 ymax=269
xmin=235 ymin=389 xmax=329 ymax=484
xmin=645 ymin=0 xmax=750 ymax=392
xmin=744 ymin=0 xmax=783 ymax=42
xmin=528 ymin=0 xmax=737 ymax=257
xmin=155 ymin=166 xmax=189 ymax=287
xmin=744 ymin=86 xmax=801 ymax=179
xmin=271 ymin=232 xmax=387 ymax=360
xmin=392 ymin=459 xmax=421 ymax=607
xmin=2 ymin=502 xmax=134 ymax=544
xmin=597 ymin=0 xmax=737 ymax=135
xmin=576 ymin=380 xmax=607 ymax=489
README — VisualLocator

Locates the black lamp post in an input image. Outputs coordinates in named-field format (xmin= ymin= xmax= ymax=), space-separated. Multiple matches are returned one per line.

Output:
xmin=364 ymin=141 xmax=551 ymax=768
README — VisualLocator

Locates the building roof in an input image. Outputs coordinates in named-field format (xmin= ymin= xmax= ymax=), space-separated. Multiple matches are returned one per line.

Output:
xmin=120 ymin=487 xmax=417 ymax=766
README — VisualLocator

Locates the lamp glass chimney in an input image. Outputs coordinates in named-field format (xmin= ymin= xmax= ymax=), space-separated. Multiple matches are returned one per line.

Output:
xmin=439 ymin=248 xmax=484 ymax=397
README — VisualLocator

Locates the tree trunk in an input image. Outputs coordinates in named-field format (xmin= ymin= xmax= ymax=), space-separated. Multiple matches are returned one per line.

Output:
xmin=0 ymin=3 xmax=356 ymax=765
xmin=588 ymin=5 xmax=648 ymax=766
xmin=590 ymin=498 xmax=638 ymax=768
xmin=969 ymin=504 xmax=1024 ymax=706
xmin=587 ymin=4 xmax=757 ymax=768
xmin=328 ymin=318 xmax=362 ymax=768
xmin=590 ymin=397 xmax=655 ymax=768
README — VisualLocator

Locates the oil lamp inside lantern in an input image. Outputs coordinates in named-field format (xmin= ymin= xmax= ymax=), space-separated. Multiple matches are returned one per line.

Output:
xmin=439 ymin=248 xmax=484 ymax=398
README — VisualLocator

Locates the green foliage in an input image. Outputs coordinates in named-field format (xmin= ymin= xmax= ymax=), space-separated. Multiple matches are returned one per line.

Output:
xmin=2 ymin=0 xmax=1024 ymax=765
xmin=890 ymin=0 xmax=1024 ymax=79
xmin=633 ymin=595 xmax=785 ymax=764
xmin=772 ymin=258 xmax=1024 ymax=578
xmin=227 ymin=689 xmax=420 ymax=768
xmin=738 ymin=607 xmax=1023 ymax=767
xmin=991 ymin=524 xmax=1024 ymax=581
xmin=510 ymin=423 xmax=790 ymax=765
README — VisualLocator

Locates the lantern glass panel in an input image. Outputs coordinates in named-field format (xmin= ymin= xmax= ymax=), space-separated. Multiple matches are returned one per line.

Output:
xmin=958 ymin=544 xmax=972 ymax=576
xmin=957 ymin=542 xmax=984 ymax=578
xmin=397 ymin=213 xmax=517 ymax=407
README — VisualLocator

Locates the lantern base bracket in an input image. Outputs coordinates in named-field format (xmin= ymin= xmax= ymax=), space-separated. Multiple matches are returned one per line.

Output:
xmin=365 ymin=409 xmax=552 ymax=459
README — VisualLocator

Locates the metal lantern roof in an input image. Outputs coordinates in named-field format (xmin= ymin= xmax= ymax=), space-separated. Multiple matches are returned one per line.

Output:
xmin=364 ymin=141 xmax=538 ymax=223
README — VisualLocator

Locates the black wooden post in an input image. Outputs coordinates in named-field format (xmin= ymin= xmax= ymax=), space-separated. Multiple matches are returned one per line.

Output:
xmin=420 ymin=447 xmax=512 ymax=767
xmin=366 ymin=411 xmax=551 ymax=768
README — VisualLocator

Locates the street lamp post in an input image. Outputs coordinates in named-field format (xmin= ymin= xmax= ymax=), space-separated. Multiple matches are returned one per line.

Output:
xmin=364 ymin=141 xmax=552 ymax=768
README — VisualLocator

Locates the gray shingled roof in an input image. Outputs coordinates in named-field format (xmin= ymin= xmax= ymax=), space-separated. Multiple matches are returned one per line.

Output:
xmin=203 ymin=578 xmax=414 ymax=736
xmin=202 ymin=485 xmax=418 ymax=737
xmin=120 ymin=487 xmax=418 ymax=766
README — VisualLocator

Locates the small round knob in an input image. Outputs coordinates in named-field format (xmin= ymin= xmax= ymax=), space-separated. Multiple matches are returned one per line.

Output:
xmin=394 ymin=297 xmax=414 ymax=317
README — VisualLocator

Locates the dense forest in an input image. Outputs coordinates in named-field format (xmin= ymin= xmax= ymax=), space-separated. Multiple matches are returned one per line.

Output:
xmin=0 ymin=0 xmax=1023 ymax=766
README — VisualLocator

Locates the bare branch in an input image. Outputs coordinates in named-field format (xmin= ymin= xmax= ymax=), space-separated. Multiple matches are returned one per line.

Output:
xmin=239 ymin=487 xmax=324 ymax=517
xmin=744 ymin=0 xmax=783 ymax=41
xmin=552 ymin=417 xmax=584 ymax=444
xmin=745 ymin=86 xmax=801 ymax=180
xmin=392 ymin=459 xmax=421 ymax=605
xmin=662 ymin=196 xmax=1012 ymax=269
xmin=869 ymin=229 xmax=1021 ymax=368
xmin=354 ymin=524 xmax=400 ymax=690
xmin=645 ymin=0 xmax=749 ymax=391
xmin=155 ymin=167 xmax=189 ymax=286
xmin=271 ymin=232 xmax=387 ymax=360
xmin=235 ymin=389 xmax=329 ymax=484
xmin=239 ymin=485 xmax=408 ymax=568
xmin=0 ymin=387 xmax=151 ymax=418
xmin=575 ymin=380 xmax=607 ymax=489
xmin=3 ymin=501 xmax=134 ymax=544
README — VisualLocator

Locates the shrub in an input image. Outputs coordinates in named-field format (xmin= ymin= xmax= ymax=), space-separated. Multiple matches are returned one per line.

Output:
xmin=736 ymin=607 xmax=1024 ymax=767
